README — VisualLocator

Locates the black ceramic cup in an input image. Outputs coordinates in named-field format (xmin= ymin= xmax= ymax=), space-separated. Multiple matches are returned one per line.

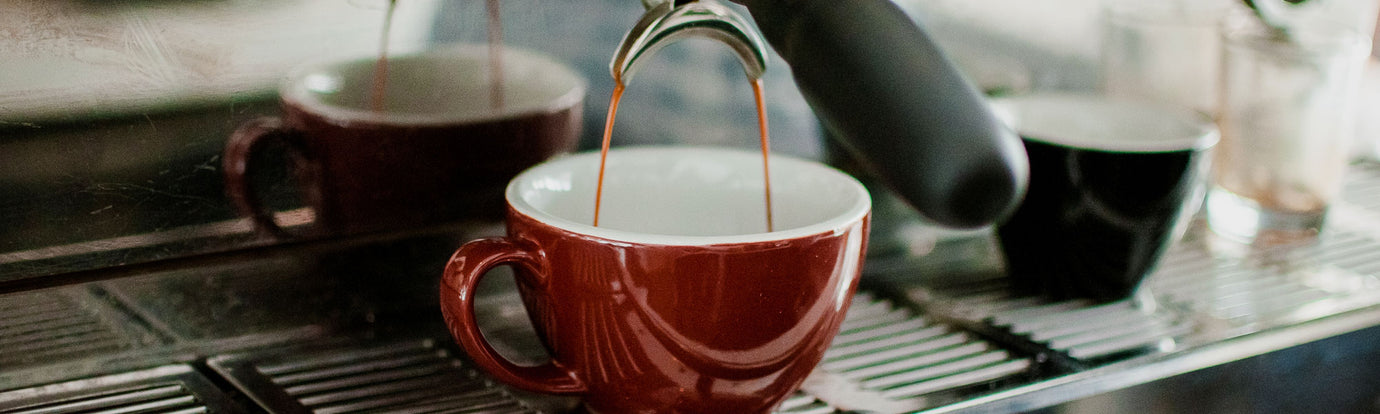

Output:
xmin=992 ymin=94 xmax=1218 ymax=302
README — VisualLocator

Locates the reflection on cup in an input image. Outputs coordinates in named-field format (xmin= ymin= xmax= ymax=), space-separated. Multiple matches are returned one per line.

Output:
xmin=439 ymin=147 xmax=870 ymax=413
xmin=223 ymin=45 xmax=586 ymax=238
xmin=993 ymin=94 xmax=1218 ymax=302
xmin=1206 ymin=15 xmax=1370 ymax=243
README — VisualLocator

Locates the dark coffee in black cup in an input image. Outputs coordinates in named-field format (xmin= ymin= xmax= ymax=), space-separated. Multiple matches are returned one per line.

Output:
xmin=992 ymin=94 xmax=1218 ymax=302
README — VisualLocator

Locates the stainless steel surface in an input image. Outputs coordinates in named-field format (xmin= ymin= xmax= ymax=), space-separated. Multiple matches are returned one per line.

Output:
xmin=0 ymin=101 xmax=283 ymax=283
xmin=0 ymin=365 xmax=243 ymax=414
xmin=774 ymin=393 xmax=835 ymax=414
xmin=0 ymin=0 xmax=822 ymax=288
xmin=813 ymin=292 xmax=1032 ymax=405
xmin=915 ymin=306 xmax=1380 ymax=413
xmin=201 ymin=290 xmax=1036 ymax=414
xmin=868 ymin=163 xmax=1380 ymax=412
xmin=1342 ymin=163 xmax=1380 ymax=211
xmin=915 ymin=285 xmax=1192 ymax=364
xmin=610 ymin=0 xmax=768 ymax=83
xmin=473 ymin=288 xmax=1033 ymax=413
xmin=1148 ymin=230 xmax=1380 ymax=336
xmin=4 ymin=164 xmax=1380 ymax=412
xmin=5 ymin=164 xmax=1380 ymax=411
xmin=12 ymin=2 xmax=1380 ymax=412
xmin=0 ymin=288 xmax=162 ymax=370
xmin=96 ymin=256 xmax=344 ymax=344
xmin=208 ymin=340 xmax=538 ymax=414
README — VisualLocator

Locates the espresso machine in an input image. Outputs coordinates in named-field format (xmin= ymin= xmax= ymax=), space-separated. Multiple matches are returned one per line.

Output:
xmin=603 ymin=0 xmax=1029 ymax=229
xmin=4 ymin=0 xmax=1380 ymax=412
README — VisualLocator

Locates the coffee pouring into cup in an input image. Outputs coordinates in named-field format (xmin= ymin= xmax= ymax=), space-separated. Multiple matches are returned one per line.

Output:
xmin=441 ymin=2 xmax=870 ymax=413
xmin=598 ymin=0 xmax=774 ymax=230
xmin=440 ymin=147 xmax=871 ymax=413
xmin=441 ymin=0 xmax=1036 ymax=411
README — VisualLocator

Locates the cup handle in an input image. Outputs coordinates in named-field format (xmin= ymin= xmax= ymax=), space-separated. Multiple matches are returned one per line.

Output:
xmin=439 ymin=237 xmax=587 ymax=395
xmin=223 ymin=117 xmax=311 ymax=239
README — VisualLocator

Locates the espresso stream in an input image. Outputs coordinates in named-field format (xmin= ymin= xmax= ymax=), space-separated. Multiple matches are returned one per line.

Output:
xmin=486 ymin=0 xmax=505 ymax=110
xmin=370 ymin=0 xmax=506 ymax=112
xmin=594 ymin=78 xmax=775 ymax=232
xmin=368 ymin=0 xmax=398 ymax=112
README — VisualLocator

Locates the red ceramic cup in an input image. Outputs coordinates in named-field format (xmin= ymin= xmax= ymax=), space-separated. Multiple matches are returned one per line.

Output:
xmin=223 ymin=45 xmax=585 ymax=237
xmin=440 ymin=146 xmax=871 ymax=413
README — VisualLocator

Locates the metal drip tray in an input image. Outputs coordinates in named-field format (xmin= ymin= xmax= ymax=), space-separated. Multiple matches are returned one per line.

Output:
xmin=912 ymin=283 xmax=1192 ymax=365
xmin=0 ymin=288 xmax=160 ymax=371
xmin=1148 ymin=230 xmax=1380 ymax=335
xmin=774 ymin=393 xmax=835 ymax=414
xmin=1341 ymin=163 xmax=1380 ymax=212
xmin=96 ymin=257 xmax=348 ymax=344
xmin=477 ymin=290 xmax=1034 ymax=413
xmin=208 ymin=339 xmax=538 ymax=414
xmin=0 ymin=365 xmax=242 ymax=414
xmin=814 ymin=292 xmax=1033 ymax=403
xmin=7 ymin=166 xmax=1380 ymax=413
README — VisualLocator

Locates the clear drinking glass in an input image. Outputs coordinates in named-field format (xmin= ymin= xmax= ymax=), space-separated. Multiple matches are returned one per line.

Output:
xmin=1100 ymin=0 xmax=1232 ymax=116
xmin=1205 ymin=14 xmax=1371 ymax=243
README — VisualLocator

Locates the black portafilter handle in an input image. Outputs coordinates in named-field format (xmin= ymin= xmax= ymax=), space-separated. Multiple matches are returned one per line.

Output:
xmin=733 ymin=0 xmax=1029 ymax=229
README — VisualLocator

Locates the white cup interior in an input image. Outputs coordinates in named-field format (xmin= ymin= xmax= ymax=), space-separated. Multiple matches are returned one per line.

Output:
xmin=990 ymin=93 xmax=1219 ymax=153
xmin=508 ymin=146 xmax=871 ymax=244
xmin=281 ymin=44 xmax=586 ymax=125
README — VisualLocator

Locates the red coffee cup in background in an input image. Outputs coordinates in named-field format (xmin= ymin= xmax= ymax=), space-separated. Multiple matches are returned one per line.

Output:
xmin=224 ymin=45 xmax=586 ymax=237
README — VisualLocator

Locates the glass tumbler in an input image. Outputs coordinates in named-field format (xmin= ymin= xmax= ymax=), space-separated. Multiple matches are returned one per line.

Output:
xmin=1206 ymin=15 xmax=1371 ymax=243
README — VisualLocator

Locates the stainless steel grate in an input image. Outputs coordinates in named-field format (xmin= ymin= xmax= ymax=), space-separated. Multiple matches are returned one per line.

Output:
xmin=0 ymin=289 xmax=155 ymax=369
xmin=0 ymin=365 xmax=241 ymax=414
xmin=900 ymin=166 xmax=1380 ymax=363
xmin=993 ymin=299 xmax=1189 ymax=360
xmin=773 ymin=392 xmax=834 ymax=414
xmin=471 ymin=293 xmax=847 ymax=413
xmin=471 ymin=290 xmax=1033 ymax=413
xmin=1341 ymin=162 xmax=1380 ymax=213
xmin=96 ymin=258 xmax=338 ymax=344
xmin=1147 ymin=231 xmax=1380 ymax=334
xmin=1284 ymin=230 xmax=1380 ymax=276
xmin=803 ymin=292 xmax=1032 ymax=408
xmin=208 ymin=339 xmax=537 ymax=414
xmin=910 ymin=283 xmax=1191 ymax=362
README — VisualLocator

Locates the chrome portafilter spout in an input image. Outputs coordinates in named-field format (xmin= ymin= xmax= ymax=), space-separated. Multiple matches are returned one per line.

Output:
xmin=611 ymin=0 xmax=769 ymax=84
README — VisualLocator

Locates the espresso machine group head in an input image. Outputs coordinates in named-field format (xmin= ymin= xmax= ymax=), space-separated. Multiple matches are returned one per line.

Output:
xmin=618 ymin=0 xmax=1030 ymax=229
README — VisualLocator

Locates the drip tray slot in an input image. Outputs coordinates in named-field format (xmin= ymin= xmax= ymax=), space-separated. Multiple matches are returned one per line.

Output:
xmin=208 ymin=339 xmax=538 ymax=414
xmin=0 ymin=365 xmax=242 ymax=414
